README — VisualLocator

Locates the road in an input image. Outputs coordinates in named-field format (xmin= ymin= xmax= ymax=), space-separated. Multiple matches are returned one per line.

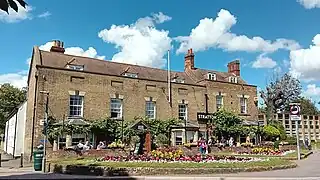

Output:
xmin=0 ymin=151 xmax=320 ymax=179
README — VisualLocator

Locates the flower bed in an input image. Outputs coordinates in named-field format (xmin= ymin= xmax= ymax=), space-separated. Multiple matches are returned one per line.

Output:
xmin=96 ymin=148 xmax=265 ymax=163
xmin=97 ymin=154 xmax=264 ymax=163
xmin=237 ymin=147 xmax=295 ymax=156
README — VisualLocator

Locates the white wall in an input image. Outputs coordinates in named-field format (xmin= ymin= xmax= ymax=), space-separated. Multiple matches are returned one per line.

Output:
xmin=3 ymin=101 xmax=27 ymax=157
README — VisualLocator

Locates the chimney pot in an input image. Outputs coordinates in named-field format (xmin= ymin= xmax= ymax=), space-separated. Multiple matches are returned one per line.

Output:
xmin=50 ymin=40 xmax=65 ymax=53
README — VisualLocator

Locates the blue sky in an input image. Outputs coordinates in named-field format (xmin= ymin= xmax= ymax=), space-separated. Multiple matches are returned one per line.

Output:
xmin=0 ymin=0 xmax=320 ymax=106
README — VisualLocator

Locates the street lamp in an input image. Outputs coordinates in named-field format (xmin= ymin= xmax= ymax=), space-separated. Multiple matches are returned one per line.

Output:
xmin=39 ymin=91 xmax=49 ymax=173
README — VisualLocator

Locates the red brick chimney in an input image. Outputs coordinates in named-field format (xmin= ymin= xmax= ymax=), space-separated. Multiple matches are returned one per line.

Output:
xmin=184 ymin=48 xmax=195 ymax=70
xmin=50 ymin=40 xmax=65 ymax=53
xmin=227 ymin=60 xmax=240 ymax=76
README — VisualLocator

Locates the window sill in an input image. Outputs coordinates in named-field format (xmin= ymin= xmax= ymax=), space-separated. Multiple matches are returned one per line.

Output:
xmin=238 ymin=113 xmax=251 ymax=116
xmin=68 ymin=116 xmax=84 ymax=119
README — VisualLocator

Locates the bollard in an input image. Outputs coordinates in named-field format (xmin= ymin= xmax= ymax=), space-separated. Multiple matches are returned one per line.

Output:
xmin=0 ymin=153 xmax=1 ymax=167
xmin=20 ymin=153 xmax=23 ymax=168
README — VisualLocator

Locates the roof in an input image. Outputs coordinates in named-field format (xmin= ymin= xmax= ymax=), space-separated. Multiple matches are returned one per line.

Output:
xmin=36 ymin=49 xmax=251 ymax=86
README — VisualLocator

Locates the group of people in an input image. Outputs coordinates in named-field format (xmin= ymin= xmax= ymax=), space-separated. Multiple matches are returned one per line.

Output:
xmin=76 ymin=140 xmax=108 ymax=151
xmin=197 ymin=136 xmax=235 ymax=155
xmin=76 ymin=140 xmax=93 ymax=151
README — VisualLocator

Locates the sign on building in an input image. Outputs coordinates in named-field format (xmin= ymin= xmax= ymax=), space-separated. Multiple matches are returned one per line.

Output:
xmin=289 ymin=103 xmax=301 ymax=121
xmin=197 ymin=112 xmax=215 ymax=123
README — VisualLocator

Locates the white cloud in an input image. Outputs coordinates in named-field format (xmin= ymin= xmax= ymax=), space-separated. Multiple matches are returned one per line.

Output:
xmin=298 ymin=0 xmax=320 ymax=9
xmin=175 ymin=9 xmax=300 ymax=54
xmin=38 ymin=41 xmax=105 ymax=60
xmin=289 ymin=34 xmax=320 ymax=81
xmin=37 ymin=11 xmax=51 ymax=18
xmin=252 ymin=53 xmax=277 ymax=68
xmin=304 ymin=84 xmax=320 ymax=97
xmin=303 ymin=84 xmax=320 ymax=105
xmin=0 ymin=71 xmax=28 ymax=89
xmin=98 ymin=12 xmax=172 ymax=68
xmin=0 ymin=3 xmax=33 ymax=23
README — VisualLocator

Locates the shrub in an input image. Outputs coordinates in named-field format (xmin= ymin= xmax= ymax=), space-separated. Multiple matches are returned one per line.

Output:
xmin=263 ymin=125 xmax=280 ymax=141
xmin=155 ymin=134 xmax=169 ymax=147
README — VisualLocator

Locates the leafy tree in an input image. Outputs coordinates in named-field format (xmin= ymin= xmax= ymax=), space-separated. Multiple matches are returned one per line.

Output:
xmin=211 ymin=109 xmax=242 ymax=138
xmin=0 ymin=83 xmax=26 ymax=132
xmin=0 ymin=0 xmax=27 ymax=14
xmin=260 ymin=73 xmax=302 ymax=121
xmin=90 ymin=117 xmax=121 ymax=140
xmin=263 ymin=125 xmax=280 ymax=141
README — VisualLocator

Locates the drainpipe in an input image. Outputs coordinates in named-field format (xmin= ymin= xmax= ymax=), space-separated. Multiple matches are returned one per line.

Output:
xmin=205 ymin=94 xmax=209 ymax=140
xmin=13 ymin=110 xmax=18 ymax=158
xmin=5 ymin=121 xmax=9 ymax=152
xmin=30 ymin=76 xmax=38 ymax=161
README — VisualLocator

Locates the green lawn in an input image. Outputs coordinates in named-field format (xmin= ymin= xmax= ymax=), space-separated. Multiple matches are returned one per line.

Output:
xmin=51 ymin=157 xmax=294 ymax=169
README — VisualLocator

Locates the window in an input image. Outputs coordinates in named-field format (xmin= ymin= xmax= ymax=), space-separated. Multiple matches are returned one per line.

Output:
xmin=124 ymin=73 xmax=138 ymax=78
xmin=175 ymin=131 xmax=183 ymax=145
xmin=110 ymin=98 xmax=122 ymax=118
xmin=216 ymin=95 xmax=223 ymax=111
xmin=146 ymin=101 xmax=156 ymax=119
xmin=172 ymin=78 xmax=185 ymax=83
xmin=67 ymin=64 xmax=84 ymax=71
xmin=207 ymin=73 xmax=216 ymax=81
xmin=178 ymin=104 xmax=187 ymax=120
xmin=69 ymin=95 xmax=83 ymax=117
xmin=229 ymin=76 xmax=238 ymax=83
xmin=240 ymin=97 xmax=247 ymax=114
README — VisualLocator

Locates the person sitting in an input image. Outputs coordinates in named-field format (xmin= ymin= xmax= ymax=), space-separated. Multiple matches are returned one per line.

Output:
xmin=77 ymin=140 xmax=84 ymax=150
xmin=97 ymin=141 xmax=106 ymax=150
xmin=83 ymin=140 xmax=92 ymax=151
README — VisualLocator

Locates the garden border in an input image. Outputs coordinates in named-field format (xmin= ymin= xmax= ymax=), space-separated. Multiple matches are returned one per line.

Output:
xmin=48 ymin=163 xmax=297 ymax=176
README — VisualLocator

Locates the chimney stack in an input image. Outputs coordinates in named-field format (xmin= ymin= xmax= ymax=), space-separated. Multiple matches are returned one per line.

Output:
xmin=227 ymin=60 xmax=240 ymax=76
xmin=50 ymin=40 xmax=65 ymax=53
xmin=184 ymin=48 xmax=195 ymax=70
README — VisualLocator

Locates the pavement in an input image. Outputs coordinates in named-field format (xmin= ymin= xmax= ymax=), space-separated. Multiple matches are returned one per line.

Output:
xmin=0 ymin=151 xmax=320 ymax=179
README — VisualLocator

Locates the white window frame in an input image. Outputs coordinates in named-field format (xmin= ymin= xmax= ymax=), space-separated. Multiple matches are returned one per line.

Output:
xmin=216 ymin=95 xmax=223 ymax=111
xmin=178 ymin=104 xmax=188 ymax=121
xmin=67 ymin=64 xmax=84 ymax=71
xmin=69 ymin=95 xmax=84 ymax=117
xmin=110 ymin=98 xmax=123 ymax=119
xmin=146 ymin=101 xmax=156 ymax=119
xmin=229 ymin=76 xmax=238 ymax=83
xmin=240 ymin=97 xmax=247 ymax=114
xmin=124 ymin=73 xmax=138 ymax=78
xmin=175 ymin=131 xmax=183 ymax=145
xmin=172 ymin=78 xmax=185 ymax=83
xmin=207 ymin=73 xmax=216 ymax=81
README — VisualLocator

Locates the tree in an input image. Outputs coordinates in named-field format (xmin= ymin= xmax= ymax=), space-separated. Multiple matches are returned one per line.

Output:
xmin=0 ymin=0 xmax=27 ymax=14
xmin=260 ymin=73 xmax=302 ymax=121
xmin=0 ymin=83 xmax=26 ymax=132
xmin=211 ymin=109 xmax=243 ymax=138
xmin=263 ymin=125 xmax=280 ymax=141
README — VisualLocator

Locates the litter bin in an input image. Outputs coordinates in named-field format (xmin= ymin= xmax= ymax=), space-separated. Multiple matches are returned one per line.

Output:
xmin=33 ymin=150 xmax=43 ymax=171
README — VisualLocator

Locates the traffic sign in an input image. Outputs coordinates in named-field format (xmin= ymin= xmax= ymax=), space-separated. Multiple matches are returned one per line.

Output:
xmin=290 ymin=103 xmax=301 ymax=121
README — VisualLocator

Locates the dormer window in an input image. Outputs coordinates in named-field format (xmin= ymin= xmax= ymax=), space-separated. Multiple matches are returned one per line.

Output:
xmin=172 ymin=78 xmax=185 ymax=83
xmin=124 ymin=73 xmax=138 ymax=78
xmin=207 ymin=73 xmax=216 ymax=81
xmin=229 ymin=76 xmax=238 ymax=83
xmin=67 ymin=64 xmax=84 ymax=71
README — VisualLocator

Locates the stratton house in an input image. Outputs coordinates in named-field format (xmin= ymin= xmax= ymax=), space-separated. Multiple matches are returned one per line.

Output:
xmin=22 ymin=40 xmax=258 ymax=160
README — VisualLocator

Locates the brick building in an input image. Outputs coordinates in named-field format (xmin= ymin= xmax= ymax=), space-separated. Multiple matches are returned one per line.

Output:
xmin=23 ymin=40 xmax=258 ymax=160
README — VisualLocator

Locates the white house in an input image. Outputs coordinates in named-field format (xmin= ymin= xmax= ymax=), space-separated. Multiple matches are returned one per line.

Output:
xmin=3 ymin=101 xmax=27 ymax=157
